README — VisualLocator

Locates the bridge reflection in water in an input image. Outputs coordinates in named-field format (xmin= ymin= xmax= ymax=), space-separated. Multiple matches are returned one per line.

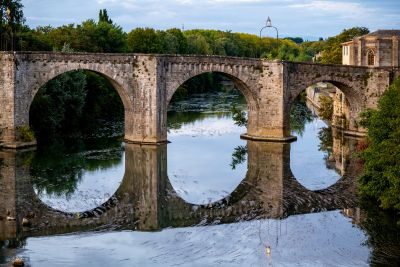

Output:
xmin=0 ymin=130 xmax=362 ymax=242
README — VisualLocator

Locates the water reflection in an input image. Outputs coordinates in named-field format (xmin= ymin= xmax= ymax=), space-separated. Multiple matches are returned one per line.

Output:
xmin=0 ymin=132 xmax=367 ymax=265
xmin=290 ymin=119 xmax=342 ymax=190
xmin=167 ymin=113 xmax=247 ymax=205
xmin=31 ymin=139 xmax=125 ymax=212
xmin=0 ymin=134 xmax=360 ymax=232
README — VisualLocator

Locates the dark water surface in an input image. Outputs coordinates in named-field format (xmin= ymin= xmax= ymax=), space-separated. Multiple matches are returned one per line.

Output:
xmin=0 ymin=94 xmax=399 ymax=266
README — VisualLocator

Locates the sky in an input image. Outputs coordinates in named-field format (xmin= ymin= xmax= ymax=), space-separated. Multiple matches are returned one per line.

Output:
xmin=22 ymin=0 xmax=400 ymax=39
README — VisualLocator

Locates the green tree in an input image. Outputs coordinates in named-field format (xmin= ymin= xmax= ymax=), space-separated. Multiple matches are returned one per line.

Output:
xmin=30 ymin=70 xmax=87 ymax=141
xmin=0 ymin=0 xmax=25 ymax=50
xmin=230 ymin=145 xmax=247 ymax=170
xmin=319 ymin=27 xmax=369 ymax=64
xmin=162 ymin=28 xmax=187 ymax=54
xmin=284 ymin=37 xmax=304 ymax=44
xmin=78 ymin=19 xmax=127 ymax=52
xmin=231 ymin=104 xmax=247 ymax=127
xmin=290 ymin=94 xmax=314 ymax=135
xmin=18 ymin=25 xmax=52 ymax=51
xmin=99 ymin=9 xmax=112 ymax=24
xmin=359 ymin=78 xmax=400 ymax=212
xmin=127 ymin=27 xmax=162 ymax=53
xmin=186 ymin=32 xmax=212 ymax=55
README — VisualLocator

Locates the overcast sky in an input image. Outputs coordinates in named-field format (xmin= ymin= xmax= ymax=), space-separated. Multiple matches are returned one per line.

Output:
xmin=22 ymin=0 xmax=400 ymax=39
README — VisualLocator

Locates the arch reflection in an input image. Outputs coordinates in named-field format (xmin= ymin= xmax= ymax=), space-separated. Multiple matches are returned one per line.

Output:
xmin=0 ymin=131 xmax=360 ymax=242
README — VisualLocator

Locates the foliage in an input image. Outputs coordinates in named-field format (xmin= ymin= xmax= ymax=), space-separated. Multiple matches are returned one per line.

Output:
xmin=174 ymin=73 xmax=224 ymax=99
xmin=127 ymin=27 xmax=164 ymax=53
xmin=30 ymin=70 xmax=87 ymax=141
xmin=357 ymin=200 xmax=400 ymax=264
xmin=30 ymin=70 xmax=124 ymax=142
xmin=18 ymin=125 xmax=35 ymax=142
xmin=290 ymin=95 xmax=314 ymax=135
xmin=0 ymin=0 xmax=24 ymax=27
xmin=318 ymin=94 xmax=333 ymax=121
xmin=230 ymin=145 xmax=247 ymax=170
xmin=99 ymin=9 xmax=112 ymax=24
xmin=0 ymin=0 xmax=25 ymax=50
xmin=318 ymin=127 xmax=333 ymax=159
xmin=359 ymin=78 xmax=400 ymax=211
xmin=41 ymin=20 xmax=127 ymax=53
xmin=284 ymin=37 xmax=303 ymax=44
xmin=31 ymin=139 xmax=123 ymax=197
xmin=317 ymin=27 xmax=369 ymax=64
xmin=231 ymin=104 xmax=247 ymax=127
xmin=80 ymin=71 xmax=124 ymax=135
xmin=3 ymin=4 xmax=369 ymax=66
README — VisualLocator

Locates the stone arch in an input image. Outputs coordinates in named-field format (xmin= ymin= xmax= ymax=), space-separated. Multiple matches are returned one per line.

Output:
xmin=289 ymin=76 xmax=364 ymax=132
xmin=21 ymin=63 xmax=134 ymax=142
xmin=290 ymin=76 xmax=362 ymax=108
xmin=28 ymin=65 xmax=132 ymax=116
xmin=164 ymin=65 xmax=261 ymax=140
xmin=367 ymin=49 xmax=375 ymax=66
xmin=166 ymin=67 xmax=259 ymax=110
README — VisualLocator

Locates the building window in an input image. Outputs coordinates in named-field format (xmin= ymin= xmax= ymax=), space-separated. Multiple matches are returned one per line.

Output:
xmin=367 ymin=50 xmax=375 ymax=66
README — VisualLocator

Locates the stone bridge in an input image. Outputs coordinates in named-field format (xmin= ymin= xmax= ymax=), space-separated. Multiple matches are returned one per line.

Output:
xmin=1 ymin=52 xmax=399 ymax=148
xmin=0 ymin=134 xmax=362 ymax=240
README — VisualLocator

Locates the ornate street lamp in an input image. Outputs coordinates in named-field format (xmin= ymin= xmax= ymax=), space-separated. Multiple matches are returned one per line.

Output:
xmin=260 ymin=17 xmax=279 ymax=39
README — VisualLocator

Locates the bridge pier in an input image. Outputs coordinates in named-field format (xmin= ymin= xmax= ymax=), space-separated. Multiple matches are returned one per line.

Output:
xmin=1 ymin=52 xmax=398 ymax=148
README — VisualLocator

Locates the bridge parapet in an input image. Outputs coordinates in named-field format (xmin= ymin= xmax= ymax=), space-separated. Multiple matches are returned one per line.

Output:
xmin=0 ymin=52 xmax=397 ymax=147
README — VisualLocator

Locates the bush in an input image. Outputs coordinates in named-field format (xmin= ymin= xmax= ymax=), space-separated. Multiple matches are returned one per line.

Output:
xmin=18 ymin=126 xmax=35 ymax=142
xmin=359 ymin=78 xmax=400 ymax=211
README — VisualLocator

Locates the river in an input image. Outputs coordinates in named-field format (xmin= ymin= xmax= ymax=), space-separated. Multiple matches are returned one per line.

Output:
xmin=0 ymin=91 xmax=399 ymax=266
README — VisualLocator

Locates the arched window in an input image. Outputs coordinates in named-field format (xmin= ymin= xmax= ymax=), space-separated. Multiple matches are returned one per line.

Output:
xmin=367 ymin=50 xmax=375 ymax=66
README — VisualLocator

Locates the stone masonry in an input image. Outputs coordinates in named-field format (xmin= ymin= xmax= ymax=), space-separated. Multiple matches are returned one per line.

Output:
xmin=0 ymin=52 xmax=398 ymax=148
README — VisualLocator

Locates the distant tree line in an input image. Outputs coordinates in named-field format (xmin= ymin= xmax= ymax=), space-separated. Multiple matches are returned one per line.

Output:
xmin=1 ymin=1 xmax=369 ymax=63
xmin=1 ymin=1 xmax=370 ymax=142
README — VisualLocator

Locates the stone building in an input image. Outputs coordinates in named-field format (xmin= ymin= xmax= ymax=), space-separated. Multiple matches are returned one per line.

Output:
xmin=330 ymin=30 xmax=400 ymax=136
xmin=342 ymin=30 xmax=400 ymax=66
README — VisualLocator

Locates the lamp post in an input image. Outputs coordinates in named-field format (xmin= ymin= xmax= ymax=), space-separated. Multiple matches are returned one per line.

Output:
xmin=259 ymin=17 xmax=279 ymax=39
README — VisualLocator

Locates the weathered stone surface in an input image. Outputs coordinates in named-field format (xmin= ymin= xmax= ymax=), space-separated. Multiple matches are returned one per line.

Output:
xmin=0 ymin=52 xmax=398 ymax=147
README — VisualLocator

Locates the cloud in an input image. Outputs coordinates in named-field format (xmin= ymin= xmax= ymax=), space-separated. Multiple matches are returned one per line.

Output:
xmin=288 ymin=0 xmax=374 ymax=18
xmin=22 ymin=0 xmax=400 ymax=39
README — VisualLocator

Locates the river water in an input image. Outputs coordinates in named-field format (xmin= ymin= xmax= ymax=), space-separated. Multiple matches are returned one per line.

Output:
xmin=0 ymin=92 xmax=399 ymax=266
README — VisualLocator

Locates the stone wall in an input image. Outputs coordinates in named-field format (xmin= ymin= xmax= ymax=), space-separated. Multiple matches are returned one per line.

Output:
xmin=283 ymin=62 xmax=394 ymax=133
xmin=0 ymin=52 xmax=397 ymax=147
xmin=0 ymin=53 xmax=16 ymax=143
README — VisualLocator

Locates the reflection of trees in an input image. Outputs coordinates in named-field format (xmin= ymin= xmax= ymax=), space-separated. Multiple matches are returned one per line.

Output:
xmin=317 ymin=127 xmax=338 ymax=172
xmin=318 ymin=127 xmax=333 ymax=159
xmin=30 ymin=138 xmax=124 ymax=198
xmin=354 ymin=202 xmax=400 ymax=266
xmin=231 ymin=104 xmax=247 ymax=127
xmin=290 ymin=98 xmax=314 ymax=135
xmin=167 ymin=93 xmax=246 ymax=131
xmin=167 ymin=111 xmax=224 ymax=130
xmin=30 ymin=70 xmax=124 ymax=143
xmin=169 ymin=91 xmax=246 ymax=113
xmin=230 ymin=145 xmax=247 ymax=170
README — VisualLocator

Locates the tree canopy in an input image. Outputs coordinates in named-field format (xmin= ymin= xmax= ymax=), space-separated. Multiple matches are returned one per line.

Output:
xmin=317 ymin=27 xmax=369 ymax=64
xmin=0 ymin=0 xmax=25 ymax=49
xmin=359 ymin=78 xmax=400 ymax=212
